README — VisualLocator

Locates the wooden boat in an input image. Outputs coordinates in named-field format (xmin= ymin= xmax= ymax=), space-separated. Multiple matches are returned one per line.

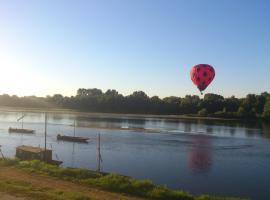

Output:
xmin=8 ymin=128 xmax=35 ymax=134
xmin=57 ymin=120 xmax=89 ymax=143
xmin=9 ymin=113 xmax=35 ymax=134
xmin=57 ymin=134 xmax=89 ymax=143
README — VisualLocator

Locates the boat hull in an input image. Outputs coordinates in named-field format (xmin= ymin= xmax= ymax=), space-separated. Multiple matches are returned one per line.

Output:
xmin=57 ymin=134 xmax=89 ymax=143
xmin=9 ymin=128 xmax=35 ymax=134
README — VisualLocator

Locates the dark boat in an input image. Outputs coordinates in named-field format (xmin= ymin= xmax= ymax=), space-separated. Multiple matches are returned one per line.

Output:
xmin=57 ymin=120 xmax=89 ymax=143
xmin=57 ymin=134 xmax=89 ymax=143
xmin=8 ymin=128 xmax=35 ymax=134
xmin=9 ymin=113 xmax=35 ymax=134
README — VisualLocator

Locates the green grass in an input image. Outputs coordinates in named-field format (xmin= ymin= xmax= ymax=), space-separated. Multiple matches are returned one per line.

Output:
xmin=0 ymin=158 xmax=247 ymax=200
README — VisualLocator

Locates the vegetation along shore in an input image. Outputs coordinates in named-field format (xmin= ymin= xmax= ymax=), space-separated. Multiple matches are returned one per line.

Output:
xmin=0 ymin=88 xmax=269 ymax=120
xmin=0 ymin=158 xmax=246 ymax=200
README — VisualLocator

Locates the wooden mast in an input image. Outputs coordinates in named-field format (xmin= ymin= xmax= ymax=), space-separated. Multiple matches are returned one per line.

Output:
xmin=97 ymin=133 xmax=102 ymax=172
xmin=44 ymin=113 xmax=47 ymax=161
xmin=73 ymin=119 xmax=76 ymax=137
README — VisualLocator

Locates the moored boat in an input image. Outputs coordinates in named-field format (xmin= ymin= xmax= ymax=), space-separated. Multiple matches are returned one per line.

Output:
xmin=57 ymin=134 xmax=89 ymax=143
xmin=9 ymin=127 xmax=35 ymax=134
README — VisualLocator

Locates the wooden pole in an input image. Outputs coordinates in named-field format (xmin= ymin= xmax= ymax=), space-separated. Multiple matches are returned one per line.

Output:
xmin=0 ymin=145 xmax=5 ymax=160
xmin=44 ymin=113 xmax=47 ymax=162
xmin=73 ymin=119 xmax=76 ymax=137
xmin=21 ymin=113 xmax=24 ymax=129
xmin=97 ymin=133 xmax=101 ymax=172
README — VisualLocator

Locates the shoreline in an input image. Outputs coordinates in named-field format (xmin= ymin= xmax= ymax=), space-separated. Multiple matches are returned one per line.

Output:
xmin=0 ymin=106 xmax=240 ymax=121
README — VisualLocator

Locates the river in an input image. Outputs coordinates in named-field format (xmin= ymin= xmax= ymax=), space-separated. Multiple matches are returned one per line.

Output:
xmin=0 ymin=111 xmax=269 ymax=200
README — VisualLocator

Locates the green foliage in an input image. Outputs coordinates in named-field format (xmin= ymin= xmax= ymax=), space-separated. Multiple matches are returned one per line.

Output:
xmin=263 ymin=97 xmax=270 ymax=119
xmin=18 ymin=160 xmax=102 ymax=180
xmin=201 ymin=94 xmax=224 ymax=114
xmin=83 ymin=174 xmax=194 ymax=199
xmin=198 ymin=108 xmax=208 ymax=116
xmin=195 ymin=195 xmax=245 ymax=200
xmin=0 ymin=89 xmax=269 ymax=118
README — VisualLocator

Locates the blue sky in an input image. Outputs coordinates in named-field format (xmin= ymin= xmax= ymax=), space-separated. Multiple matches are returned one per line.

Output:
xmin=0 ymin=0 xmax=269 ymax=97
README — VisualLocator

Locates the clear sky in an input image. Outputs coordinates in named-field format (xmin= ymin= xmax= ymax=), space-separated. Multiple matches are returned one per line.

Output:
xmin=0 ymin=0 xmax=269 ymax=98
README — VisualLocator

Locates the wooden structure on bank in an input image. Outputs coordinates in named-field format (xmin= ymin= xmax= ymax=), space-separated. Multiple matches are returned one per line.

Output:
xmin=16 ymin=145 xmax=62 ymax=165
xmin=15 ymin=112 xmax=62 ymax=166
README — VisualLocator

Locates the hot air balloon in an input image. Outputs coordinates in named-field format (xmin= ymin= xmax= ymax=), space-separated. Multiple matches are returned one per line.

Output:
xmin=190 ymin=64 xmax=215 ymax=94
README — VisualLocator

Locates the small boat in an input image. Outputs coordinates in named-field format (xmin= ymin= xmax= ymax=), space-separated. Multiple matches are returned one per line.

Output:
xmin=48 ymin=159 xmax=63 ymax=166
xmin=57 ymin=120 xmax=89 ymax=143
xmin=9 ymin=113 xmax=35 ymax=134
xmin=57 ymin=134 xmax=89 ymax=143
xmin=9 ymin=128 xmax=35 ymax=134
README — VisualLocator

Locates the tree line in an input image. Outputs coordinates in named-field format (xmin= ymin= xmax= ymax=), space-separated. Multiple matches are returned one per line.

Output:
xmin=0 ymin=88 xmax=270 ymax=119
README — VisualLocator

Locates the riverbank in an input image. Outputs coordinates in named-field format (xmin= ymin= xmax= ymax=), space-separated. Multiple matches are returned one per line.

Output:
xmin=0 ymin=159 xmax=245 ymax=200
xmin=0 ymin=106 xmax=239 ymax=122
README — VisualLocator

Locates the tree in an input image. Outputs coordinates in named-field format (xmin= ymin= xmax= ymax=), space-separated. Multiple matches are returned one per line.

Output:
xmin=150 ymin=96 xmax=163 ymax=114
xmin=76 ymin=88 xmax=103 ymax=97
xmin=0 ymin=87 xmax=269 ymax=118
xmin=263 ymin=97 xmax=270 ymax=119
xmin=224 ymin=96 xmax=240 ymax=112
xmin=163 ymin=96 xmax=181 ymax=115
xmin=126 ymin=91 xmax=150 ymax=114
xmin=198 ymin=108 xmax=208 ymax=117
xmin=180 ymin=95 xmax=201 ymax=114
xmin=51 ymin=94 xmax=64 ymax=107
xmin=254 ymin=94 xmax=267 ymax=115
xmin=200 ymin=93 xmax=224 ymax=114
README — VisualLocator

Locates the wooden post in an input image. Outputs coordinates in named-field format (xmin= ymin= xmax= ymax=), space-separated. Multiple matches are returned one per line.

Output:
xmin=0 ymin=145 xmax=5 ymax=160
xmin=21 ymin=114 xmax=23 ymax=129
xmin=44 ymin=113 xmax=47 ymax=162
xmin=97 ymin=133 xmax=101 ymax=172
xmin=73 ymin=119 xmax=76 ymax=137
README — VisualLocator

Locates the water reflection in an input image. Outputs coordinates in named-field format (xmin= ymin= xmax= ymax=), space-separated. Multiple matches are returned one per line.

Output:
xmin=229 ymin=128 xmax=236 ymax=136
xmin=184 ymin=121 xmax=192 ymax=133
xmin=262 ymin=123 xmax=270 ymax=138
xmin=206 ymin=126 xmax=213 ymax=134
xmin=188 ymin=135 xmax=212 ymax=174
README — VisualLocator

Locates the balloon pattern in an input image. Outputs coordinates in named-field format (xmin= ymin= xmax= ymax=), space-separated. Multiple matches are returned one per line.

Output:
xmin=190 ymin=64 xmax=215 ymax=94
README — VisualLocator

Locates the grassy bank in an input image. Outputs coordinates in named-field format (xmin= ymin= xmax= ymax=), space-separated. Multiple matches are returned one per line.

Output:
xmin=0 ymin=158 xmax=247 ymax=200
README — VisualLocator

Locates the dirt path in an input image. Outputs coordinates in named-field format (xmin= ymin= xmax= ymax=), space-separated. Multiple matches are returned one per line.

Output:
xmin=0 ymin=166 xmax=146 ymax=200
xmin=0 ymin=193 xmax=25 ymax=200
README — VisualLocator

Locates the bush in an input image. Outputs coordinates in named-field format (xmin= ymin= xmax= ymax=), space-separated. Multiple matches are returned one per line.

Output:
xmin=17 ymin=160 xmax=101 ymax=180
xmin=198 ymin=109 xmax=208 ymax=117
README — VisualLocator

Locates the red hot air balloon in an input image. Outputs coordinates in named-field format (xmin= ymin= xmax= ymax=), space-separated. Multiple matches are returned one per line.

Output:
xmin=190 ymin=64 xmax=215 ymax=94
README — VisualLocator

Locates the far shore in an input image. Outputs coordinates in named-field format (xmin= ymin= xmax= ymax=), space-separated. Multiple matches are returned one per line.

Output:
xmin=0 ymin=106 xmax=239 ymax=121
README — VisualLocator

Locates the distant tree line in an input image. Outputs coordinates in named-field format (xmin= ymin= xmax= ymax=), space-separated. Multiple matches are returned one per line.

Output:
xmin=0 ymin=88 xmax=270 ymax=120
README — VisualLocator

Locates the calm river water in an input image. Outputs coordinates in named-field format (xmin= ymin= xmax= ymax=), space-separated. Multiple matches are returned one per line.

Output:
xmin=0 ymin=111 xmax=270 ymax=200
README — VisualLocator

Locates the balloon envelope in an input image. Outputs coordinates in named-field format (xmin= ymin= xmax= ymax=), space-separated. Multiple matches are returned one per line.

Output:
xmin=190 ymin=64 xmax=215 ymax=93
